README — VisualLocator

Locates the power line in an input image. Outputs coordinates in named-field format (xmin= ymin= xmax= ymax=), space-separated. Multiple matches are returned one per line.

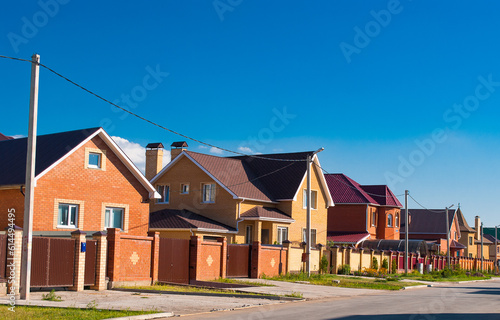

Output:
xmin=408 ymin=194 xmax=445 ymax=213
xmin=0 ymin=54 xmax=307 ymax=163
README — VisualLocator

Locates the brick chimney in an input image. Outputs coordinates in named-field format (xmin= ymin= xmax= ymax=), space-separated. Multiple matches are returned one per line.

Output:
xmin=145 ymin=143 xmax=164 ymax=181
xmin=475 ymin=216 xmax=481 ymax=240
xmin=170 ymin=141 xmax=188 ymax=161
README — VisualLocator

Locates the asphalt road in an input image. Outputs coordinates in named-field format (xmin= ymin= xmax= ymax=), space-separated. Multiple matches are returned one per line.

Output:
xmin=180 ymin=279 xmax=500 ymax=320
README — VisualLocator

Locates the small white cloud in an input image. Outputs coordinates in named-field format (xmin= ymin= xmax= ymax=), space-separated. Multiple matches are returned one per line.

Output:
xmin=10 ymin=135 xmax=25 ymax=139
xmin=198 ymin=145 xmax=208 ymax=149
xmin=210 ymin=147 xmax=224 ymax=155
xmin=238 ymin=146 xmax=253 ymax=154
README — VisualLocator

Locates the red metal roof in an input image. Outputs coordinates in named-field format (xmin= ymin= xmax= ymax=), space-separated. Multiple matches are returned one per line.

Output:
xmin=325 ymin=174 xmax=377 ymax=204
xmin=359 ymin=185 xmax=402 ymax=207
xmin=327 ymin=231 xmax=370 ymax=244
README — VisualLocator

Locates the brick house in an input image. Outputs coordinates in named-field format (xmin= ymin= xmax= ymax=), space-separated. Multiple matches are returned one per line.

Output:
xmin=324 ymin=174 xmax=402 ymax=246
xmin=400 ymin=208 xmax=466 ymax=256
xmin=146 ymin=142 xmax=333 ymax=245
xmin=457 ymin=214 xmax=492 ymax=259
xmin=0 ymin=127 xmax=159 ymax=236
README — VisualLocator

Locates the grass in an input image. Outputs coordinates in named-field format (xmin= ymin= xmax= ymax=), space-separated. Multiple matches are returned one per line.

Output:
xmin=398 ymin=270 xmax=493 ymax=282
xmin=0 ymin=305 xmax=158 ymax=320
xmin=262 ymin=273 xmax=424 ymax=291
xmin=213 ymin=278 xmax=275 ymax=287
xmin=41 ymin=289 xmax=62 ymax=302
xmin=119 ymin=283 xmax=275 ymax=296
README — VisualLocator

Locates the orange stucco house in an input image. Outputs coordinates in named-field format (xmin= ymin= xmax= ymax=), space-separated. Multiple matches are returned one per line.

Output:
xmin=0 ymin=128 xmax=159 ymax=236
xmin=146 ymin=142 xmax=334 ymax=246
xmin=324 ymin=173 xmax=402 ymax=246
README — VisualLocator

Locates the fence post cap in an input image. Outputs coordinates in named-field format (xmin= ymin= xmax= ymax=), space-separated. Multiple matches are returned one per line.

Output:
xmin=71 ymin=230 xmax=87 ymax=236
xmin=92 ymin=231 xmax=107 ymax=237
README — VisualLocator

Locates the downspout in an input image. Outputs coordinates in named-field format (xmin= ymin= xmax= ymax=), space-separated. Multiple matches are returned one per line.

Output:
xmin=235 ymin=199 xmax=245 ymax=242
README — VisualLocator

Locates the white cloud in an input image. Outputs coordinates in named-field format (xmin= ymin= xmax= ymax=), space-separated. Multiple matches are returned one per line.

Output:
xmin=11 ymin=135 xmax=25 ymax=139
xmin=238 ymin=146 xmax=253 ymax=154
xmin=112 ymin=136 xmax=170 ymax=174
xmin=210 ymin=147 xmax=224 ymax=155
xmin=198 ymin=145 xmax=208 ymax=150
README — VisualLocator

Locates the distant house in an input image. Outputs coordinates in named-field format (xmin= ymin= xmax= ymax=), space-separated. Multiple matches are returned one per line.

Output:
xmin=324 ymin=174 xmax=402 ymax=246
xmin=400 ymin=208 xmax=466 ymax=256
xmin=0 ymin=128 xmax=159 ymax=236
xmin=456 ymin=212 xmax=493 ymax=259
xmin=484 ymin=234 xmax=499 ymax=262
xmin=146 ymin=142 xmax=334 ymax=245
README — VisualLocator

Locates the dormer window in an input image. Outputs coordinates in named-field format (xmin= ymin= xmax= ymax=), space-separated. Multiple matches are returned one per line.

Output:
xmin=88 ymin=153 xmax=101 ymax=169
xmin=85 ymin=148 xmax=106 ymax=170
xmin=202 ymin=183 xmax=216 ymax=203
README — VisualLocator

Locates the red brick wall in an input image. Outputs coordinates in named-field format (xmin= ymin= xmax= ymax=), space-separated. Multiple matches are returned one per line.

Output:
xmin=376 ymin=207 xmax=400 ymax=240
xmin=0 ymin=135 xmax=151 ymax=235
xmin=0 ymin=189 xmax=25 ymax=229
xmin=197 ymin=241 xmax=222 ymax=280
xmin=259 ymin=246 xmax=287 ymax=277
xmin=327 ymin=204 xmax=367 ymax=233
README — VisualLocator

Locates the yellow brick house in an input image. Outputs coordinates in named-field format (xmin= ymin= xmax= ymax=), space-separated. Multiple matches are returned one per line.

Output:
xmin=146 ymin=142 xmax=333 ymax=245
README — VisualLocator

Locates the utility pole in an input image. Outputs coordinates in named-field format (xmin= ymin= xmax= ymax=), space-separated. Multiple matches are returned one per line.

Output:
xmin=481 ymin=222 xmax=484 ymax=272
xmin=404 ymin=190 xmax=408 ymax=274
xmin=495 ymin=226 xmax=498 ymax=275
xmin=20 ymin=54 xmax=40 ymax=300
xmin=306 ymin=147 xmax=323 ymax=277
xmin=444 ymin=204 xmax=454 ymax=268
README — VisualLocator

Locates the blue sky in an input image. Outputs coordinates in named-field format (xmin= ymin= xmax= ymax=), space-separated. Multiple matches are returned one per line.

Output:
xmin=1 ymin=1 xmax=500 ymax=226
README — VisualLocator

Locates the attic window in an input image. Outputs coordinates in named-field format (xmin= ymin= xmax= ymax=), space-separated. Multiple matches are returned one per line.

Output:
xmin=85 ymin=148 xmax=106 ymax=170
xmin=303 ymin=189 xmax=318 ymax=210
xmin=88 ymin=153 xmax=101 ymax=169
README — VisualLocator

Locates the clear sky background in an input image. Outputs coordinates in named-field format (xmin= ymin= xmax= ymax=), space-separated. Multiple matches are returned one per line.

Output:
xmin=1 ymin=1 xmax=500 ymax=227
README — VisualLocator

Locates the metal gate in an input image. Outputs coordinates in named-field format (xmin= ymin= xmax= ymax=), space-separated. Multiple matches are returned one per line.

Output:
xmin=0 ymin=234 xmax=6 ymax=279
xmin=84 ymin=239 xmax=97 ymax=286
xmin=158 ymin=238 xmax=190 ymax=284
xmin=227 ymin=244 xmax=251 ymax=278
xmin=31 ymin=237 xmax=75 ymax=287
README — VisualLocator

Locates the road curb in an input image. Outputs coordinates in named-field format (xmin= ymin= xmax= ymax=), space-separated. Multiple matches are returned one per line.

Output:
xmin=402 ymin=285 xmax=433 ymax=290
xmin=104 ymin=312 xmax=175 ymax=320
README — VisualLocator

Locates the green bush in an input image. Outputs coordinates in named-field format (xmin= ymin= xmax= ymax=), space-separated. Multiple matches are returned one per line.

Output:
xmin=382 ymin=258 xmax=389 ymax=270
xmin=320 ymin=255 xmax=329 ymax=274
xmin=338 ymin=264 xmax=351 ymax=275
xmin=372 ymin=257 xmax=379 ymax=270
xmin=391 ymin=259 xmax=397 ymax=274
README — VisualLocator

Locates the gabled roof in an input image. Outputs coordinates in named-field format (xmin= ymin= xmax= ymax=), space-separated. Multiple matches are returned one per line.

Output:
xmin=0 ymin=127 xmax=159 ymax=199
xmin=324 ymin=174 xmax=401 ymax=207
xmin=149 ymin=209 xmax=236 ymax=232
xmin=475 ymin=236 xmax=494 ymax=245
xmin=327 ymin=231 xmax=370 ymax=245
xmin=0 ymin=133 xmax=13 ymax=141
xmin=455 ymin=208 xmax=475 ymax=233
xmin=152 ymin=150 xmax=334 ymax=206
xmin=484 ymin=234 xmax=499 ymax=244
xmin=240 ymin=207 xmax=295 ymax=223
xmin=400 ymin=209 xmax=457 ymax=235
xmin=450 ymin=239 xmax=467 ymax=250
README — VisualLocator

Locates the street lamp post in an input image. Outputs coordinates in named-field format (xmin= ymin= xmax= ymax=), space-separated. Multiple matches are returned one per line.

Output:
xmin=306 ymin=147 xmax=324 ymax=277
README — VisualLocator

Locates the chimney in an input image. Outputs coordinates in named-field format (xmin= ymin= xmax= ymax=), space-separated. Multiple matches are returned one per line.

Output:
xmin=145 ymin=143 xmax=164 ymax=181
xmin=475 ymin=216 xmax=481 ymax=240
xmin=170 ymin=141 xmax=188 ymax=161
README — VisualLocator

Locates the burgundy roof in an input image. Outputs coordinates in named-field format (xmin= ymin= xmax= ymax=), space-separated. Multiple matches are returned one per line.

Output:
xmin=400 ymin=209 xmax=456 ymax=235
xmin=240 ymin=207 xmax=293 ymax=221
xmin=327 ymin=232 xmax=370 ymax=244
xmin=184 ymin=150 xmax=315 ymax=202
xmin=359 ymin=185 xmax=402 ymax=207
xmin=325 ymin=174 xmax=377 ymax=204
xmin=149 ymin=209 xmax=236 ymax=231
xmin=0 ymin=133 xmax=14 ymax=141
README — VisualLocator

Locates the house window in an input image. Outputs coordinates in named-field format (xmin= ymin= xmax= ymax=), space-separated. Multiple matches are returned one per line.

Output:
xmin=302 ymin=228 xmax=317 ymax=246
xmin=202 ymin=183 xmax=216 ymax=203
xmin=454 ymin=232 xmax=457 ymax=240
xmin=277 ymin=227 xmax=288 ymax=244
xmin=157 ymin=185 xmax=170 ymax=203
xmin=181 ymin=184 xmax=189 ymax=194
xmin=371 ymin=210 xmax=376 ymax=227
xmin=303 ymin=189 xmax=318 ymax=209
xmin=469 ymin=253 xmax=473 ymax=258
xmin=395 ymin=213 xmax=399 ymax=228
xmin=245 ymin=225 xmax=253 ymax=244
xmin=469 ymin=237 xmax=473 ymax=245
xmin=387 ymin=214 xmax=393 ymax=227
xmin=105 ymin=207 xmax=124 ymax=229
xmin=58 ymin=204 xmax=78 ymax=228
xmin=88 ymin=152 xmax=101 ymax=169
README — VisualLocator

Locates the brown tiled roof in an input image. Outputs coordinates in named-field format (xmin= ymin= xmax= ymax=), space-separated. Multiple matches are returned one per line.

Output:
xmin=149 ymin=209 xmax=236 ymax=231
xmin=240 ymin=207 xmax=294 ymax=221
xmin=484 ymin=234 xmax=499 ymax=243
xmin=456 ymin=208 xmax=475 ymax=233
xmin=475 ymin=237 xmax=494 ymax=245
xmin=327 ymin=232 xmax=370 ymax=244
xmin=400 ymin=209 xmax=456 ymax=235
xmin=171 ymin=141 xmax=188 ymax=148
xmin=450 ymin=239 xmax=467 ymax=249
xmin=185 ymin=150 xmax=315 ymax=202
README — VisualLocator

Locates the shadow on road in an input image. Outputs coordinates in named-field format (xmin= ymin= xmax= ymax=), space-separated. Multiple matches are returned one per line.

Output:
xmin=329 ymin=314 xmax=500 ymax=320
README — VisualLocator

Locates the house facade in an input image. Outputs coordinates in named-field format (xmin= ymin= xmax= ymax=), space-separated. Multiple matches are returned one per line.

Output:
xmin=0 ymin=128 xmax=159 ymax=236
xmin=324 ymin=174 xmax=402 ymax=246
xmin=147 ymin=142 xmax=333 ymax=245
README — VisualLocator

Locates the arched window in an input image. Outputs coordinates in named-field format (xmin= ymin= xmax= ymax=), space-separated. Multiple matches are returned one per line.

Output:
xmin=395 ymin=213 xmax=399 ymax=228
xmin=387 ymin=214 xmax=393 ymax=227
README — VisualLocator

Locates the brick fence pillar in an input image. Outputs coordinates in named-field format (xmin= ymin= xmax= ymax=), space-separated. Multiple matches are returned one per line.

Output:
xmin=282 ymin=240 xmax=291 ymax=274
xmin=330 ymin=246 xmax=339 ymax=274
xmin=69 ymin=230 xmax=86 ymax=291
xmin=359 ymin=248 xmax=364 ymax=271
xmin=90 ymin=231 xmax=107 ymax=291
xmin=148 ymin=231 xmax=160 ymax=284
xmin=6 ymin=226 xmax=22 ymax=296
xmin=317 ymin=244 xmax=324 ymax=274
xmin=217 ymin=237 xmax=227 ymax=279
xmin=251 ymin=241 xmax=261 ymax=278
xmin=107 ymin=228 xmax=121 ymax=285
xmin=189 ymin=236 xmax=202 ymax=281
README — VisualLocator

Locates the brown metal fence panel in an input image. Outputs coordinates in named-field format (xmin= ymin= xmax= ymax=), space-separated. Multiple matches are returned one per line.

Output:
xmin=227 ymin=244 xmax=250 ymax=278
xmin=84 ymin=240 xmax=97 ymax=286
xmin=31 ymin=237 xmax=75 ymax=287
xmin=158 ymin=238 xmax=189 ymax=284
xmin=0 ymin=234 xmax=7 ymax=279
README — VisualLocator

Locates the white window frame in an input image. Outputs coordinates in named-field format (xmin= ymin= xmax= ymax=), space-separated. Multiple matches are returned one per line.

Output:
xmin=105 ymin=207 xmax=124 ymax=230
xmin=58 ymin=203 xmax=78 ymax=228
xmin=371 ymin=210 xmax=377 ymax=227
xmin=387 ymin=214 xmax=393 ymax=227
xmin=180 ymin=183 xmax=189 ymax=194
xmin=88 ymin=152 xmax=101 ymax=169
xmin=245 ymin=225 xmax=253 ymax=244
xmin=157 ymin=185 xmax=170 ymax=204
xmin=302 ymin=189 xmax=318 ymax=210
xmin=395 ymin=213 xmax=399 ymax=228
xmin=202 ymin=183 xmax=216 ymax=203
xmin=277 ymin=227 xmax=288 ymax=244
xmin=302 ymin=228 xmax=317 ymax=246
